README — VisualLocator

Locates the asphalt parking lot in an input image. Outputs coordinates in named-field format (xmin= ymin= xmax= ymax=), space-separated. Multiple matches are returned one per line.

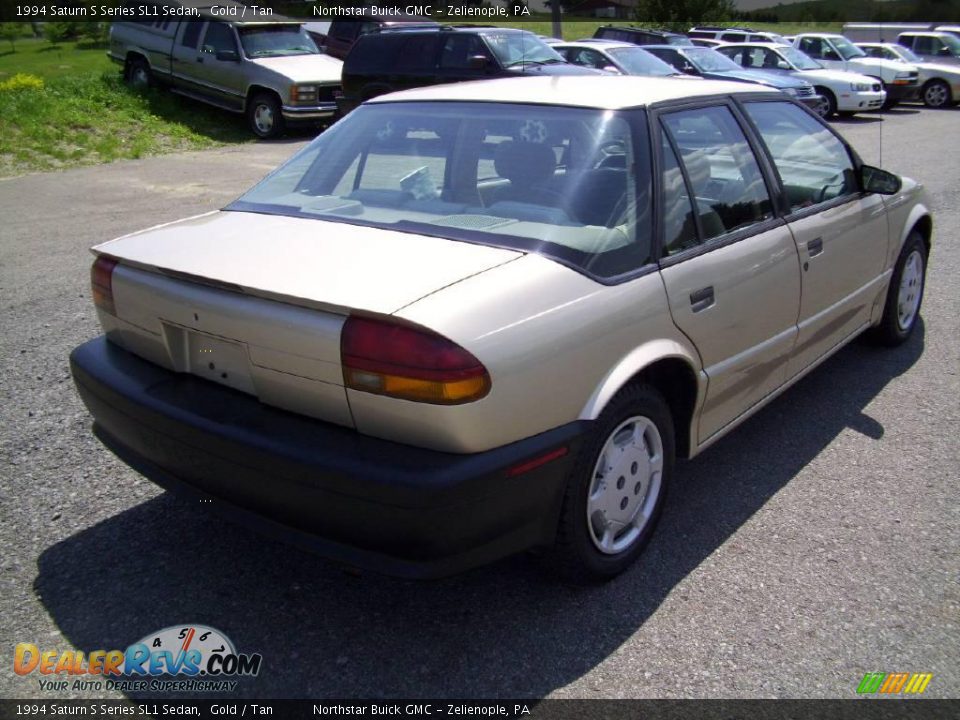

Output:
xmin=0 ymin=106 xmax=957 ymax=700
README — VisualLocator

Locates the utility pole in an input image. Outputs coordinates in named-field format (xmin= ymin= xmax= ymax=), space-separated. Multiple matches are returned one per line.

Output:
xmin=551 ymin=1 xmax=562 ymax=39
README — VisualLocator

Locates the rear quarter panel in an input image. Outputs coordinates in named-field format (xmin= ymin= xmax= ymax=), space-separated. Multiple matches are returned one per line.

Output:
xmin=357 ymin=255 xmax=702 ymax=453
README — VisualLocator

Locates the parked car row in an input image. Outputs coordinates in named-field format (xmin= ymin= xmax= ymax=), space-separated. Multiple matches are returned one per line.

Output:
xmin=107 ymin=15 xmax=959 ymax=141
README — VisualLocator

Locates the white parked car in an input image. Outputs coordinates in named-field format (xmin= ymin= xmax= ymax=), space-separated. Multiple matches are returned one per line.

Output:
xmin=857 ymin=41 xmax=960 ymax=107
xmin=717 ymin=42 xmax=886 ymax=117
xmin=71 ymin=76 xmax=932 ymax=580
xmin=793 ymin=33 xmax=920 ymax=106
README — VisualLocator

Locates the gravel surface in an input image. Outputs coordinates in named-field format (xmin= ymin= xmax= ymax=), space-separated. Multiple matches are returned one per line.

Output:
xmin=0 ymin=108 xmax=957 ymax=701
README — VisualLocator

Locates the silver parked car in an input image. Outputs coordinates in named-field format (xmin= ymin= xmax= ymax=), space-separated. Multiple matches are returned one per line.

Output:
xmin=857 ymin=42 xmax=960 ymax=107
xmin=71 ymin=76 xmax=932 ymax=580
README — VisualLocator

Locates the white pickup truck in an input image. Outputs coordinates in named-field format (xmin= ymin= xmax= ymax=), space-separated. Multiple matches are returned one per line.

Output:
xmin=792 ymin=33 xmax=920 ymax=106
xmin=109 ymin=9 xmax=343 ymax=138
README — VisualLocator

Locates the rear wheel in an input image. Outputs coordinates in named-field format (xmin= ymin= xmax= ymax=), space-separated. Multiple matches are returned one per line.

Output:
xmin=125 ymin=57 xmax=151 ymax=89
xmin=247 ymin=92 xmax=284 ymax=139
xmin=922 ymin=79 xmax=952 ymax=108
xmin=554 ymin=383 xmax=674 ymax=582
xmin=814 ymin=87 xmax=837 ymax=118
xmin=868 ymin=231 xmax=927 ymax=346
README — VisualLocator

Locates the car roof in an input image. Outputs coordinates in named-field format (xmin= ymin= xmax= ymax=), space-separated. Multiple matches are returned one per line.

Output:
xmin=718 ymin=42 xmax=791 ymax=49
xmin=899 ymin=30 xmax=953 ymax=37
xmin=554 ymin=40 xmax=635 ymax=50
xmin=596 ymin=25 xmax=685 ymax=37
xmin=367 ymin=75 xmax=778 ymax=109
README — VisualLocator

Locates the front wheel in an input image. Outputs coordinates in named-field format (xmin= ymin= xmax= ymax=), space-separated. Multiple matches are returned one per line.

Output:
xmin=247 ymin=92 xmax=285 ymax=139
xmin=868 ymin=231 xmax=927 ymax=346
xmin=813 ymin=87 xmax=837 ymax=119
xmin=554 ymin=384 xmax=674 ymax=582
xmin=125 ymin=57 xmax=151 ymax=89
xmin=922 ymin=79 xmax=952 ymax=109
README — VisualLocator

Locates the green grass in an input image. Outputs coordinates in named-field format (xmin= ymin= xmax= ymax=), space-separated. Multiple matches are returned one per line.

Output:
xmin=0 ymin=37 xmax=112 ymax=81
xmin=0 ymin=37 xmax=254 ymax=176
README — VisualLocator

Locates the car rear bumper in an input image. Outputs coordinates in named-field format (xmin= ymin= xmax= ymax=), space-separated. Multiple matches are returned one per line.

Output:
xmin=70 ymin=337 xmax=586 ymax=578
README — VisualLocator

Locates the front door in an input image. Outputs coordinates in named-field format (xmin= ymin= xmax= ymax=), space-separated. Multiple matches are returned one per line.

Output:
xmin=741 ymin=100 xmax=889 ymax=378
xmin=656 ymin=103 xmax=801 ymax=442
xmin=197 ymin=21 xmax=246 ymax=111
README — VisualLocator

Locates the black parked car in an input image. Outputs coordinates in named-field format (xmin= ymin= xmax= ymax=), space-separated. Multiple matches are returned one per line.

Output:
xmin=339 ymin=26 xmax=601 ymax=114
xmin=592 ymin=25 xmax=691 ymax=47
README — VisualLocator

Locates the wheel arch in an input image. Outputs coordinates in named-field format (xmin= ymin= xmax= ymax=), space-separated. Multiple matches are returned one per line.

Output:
xmin=124 ymin=51 xmax=150 ymax=73
xmin=579 ymin=342 xmax=704 ymax=460
xmin=245 ymin=85 xmax=282 ymax=112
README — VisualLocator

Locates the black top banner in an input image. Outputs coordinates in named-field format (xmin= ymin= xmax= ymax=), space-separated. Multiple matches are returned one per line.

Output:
xmin=0 ymin=0 xmax=544 ymax=23
xmin=2 ymin=700 xmax=960 ymax=720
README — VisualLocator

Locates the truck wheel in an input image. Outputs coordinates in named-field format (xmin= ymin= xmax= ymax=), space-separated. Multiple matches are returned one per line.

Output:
xmin=554 ymin=383 xmax=674 ymax=582
xmin=126 ymin=58 xmax=151 ymax=89
xmin=868 ymin=231 xmax=927 ymax=346
xmin=922 ymin=79 xmax=952 ymax=109
xmin=247 ymin=92 xmax=285 ymax=139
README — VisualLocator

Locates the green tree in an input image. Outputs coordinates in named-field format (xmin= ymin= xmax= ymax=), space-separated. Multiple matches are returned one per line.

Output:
xmin=0 ymin=23 xmax=22 ymax=52
xmin=634 ymin=0 xmax=736 ymax=32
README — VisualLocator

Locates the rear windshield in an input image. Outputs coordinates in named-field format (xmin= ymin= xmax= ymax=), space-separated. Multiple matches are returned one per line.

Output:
xmin=229 ymin=102 xmax=653 ymax=280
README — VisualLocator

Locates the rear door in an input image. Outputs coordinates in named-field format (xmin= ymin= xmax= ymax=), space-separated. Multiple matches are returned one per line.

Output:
xmin=655 ymin=102 xmax=801 ymax=442
xmin=741 ymin=100 xmax=889 ymax=378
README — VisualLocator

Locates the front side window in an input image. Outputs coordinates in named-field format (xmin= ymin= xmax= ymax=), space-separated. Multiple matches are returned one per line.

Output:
xmin=744 ymin=101 xmax=857 ymax=212
xmin=481 ymin=31 xmax=564 ymax=67
xmin=661 ymin=105 xmax=773 ymax=240
xmin=440 ymin=35 xmax=493 ymax=70
xmin=660 ymin=134 xmax=699 ymax=255
xmin=202 ymin=22 xmax=237 ymax=55
xmin=231 ymin=102 xmax=652 ymax=279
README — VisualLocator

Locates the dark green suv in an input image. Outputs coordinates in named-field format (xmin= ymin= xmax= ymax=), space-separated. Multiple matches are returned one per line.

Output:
xmin=339 ymin=26 xmax=600 ymax=115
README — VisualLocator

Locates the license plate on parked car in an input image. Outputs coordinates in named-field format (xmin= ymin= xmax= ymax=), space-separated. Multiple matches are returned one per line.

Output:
xmin=186 ymin=330 xmax=255 ymax=395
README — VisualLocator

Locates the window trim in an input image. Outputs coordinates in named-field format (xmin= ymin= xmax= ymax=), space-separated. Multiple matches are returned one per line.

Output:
xmin=650 ymin=96 xmax=785 ymax=266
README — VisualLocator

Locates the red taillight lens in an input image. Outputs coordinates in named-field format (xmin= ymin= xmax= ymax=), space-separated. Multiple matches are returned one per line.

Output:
xmin=341 ymin=316 xmax=490 ymax=404
xmin=90 ymin=255 xmax=119 ymax=315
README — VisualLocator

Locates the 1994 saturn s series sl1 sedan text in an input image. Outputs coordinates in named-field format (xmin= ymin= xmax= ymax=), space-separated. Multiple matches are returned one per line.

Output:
xmin=70 ymin=76 xmax=932 ymax=580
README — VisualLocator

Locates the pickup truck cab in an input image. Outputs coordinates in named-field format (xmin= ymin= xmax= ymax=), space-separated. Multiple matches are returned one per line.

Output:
xmin=792 ymin=33 xmax=920 ymax=106
xmin=109 ymin=11 xmax=343 ymax=138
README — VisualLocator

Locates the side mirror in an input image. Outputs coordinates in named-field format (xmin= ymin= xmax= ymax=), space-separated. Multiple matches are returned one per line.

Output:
xmin=467 ymin=55 xmax=489 ymax=70
xmin=861 ymin=165 xmax=901 ymax=195
xmin=682 ymin=63 xmax=698 ymax=75
xmin=602 ymin=65 xmax=621 ymax=74
xmin=216 ymin=49 xmax=240 ymax=62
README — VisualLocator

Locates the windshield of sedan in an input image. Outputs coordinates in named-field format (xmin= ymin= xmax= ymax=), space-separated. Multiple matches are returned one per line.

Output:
xmin=607 ymin=47 xmax=678 ymax=75
xmin=832 ymin=36 xmax=866 ymax=59
xmin=779 ymin=46 xmax=822 ymax=70
xmin=239 ymin=26 xmax=318 ymax=57
xmin=229 ymin=102 xmax=652 ymax=279
xmin=482 ymin=31 xmax=565 ymax=67
xmin=686 ymin=47 xmax=742 ymax=72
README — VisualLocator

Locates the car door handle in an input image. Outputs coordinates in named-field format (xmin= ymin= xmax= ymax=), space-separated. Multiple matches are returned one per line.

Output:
xmin=808 ymin=237 xmax=824 ymax=257
xmin=690 ymin=286 xmax=715 ymax=313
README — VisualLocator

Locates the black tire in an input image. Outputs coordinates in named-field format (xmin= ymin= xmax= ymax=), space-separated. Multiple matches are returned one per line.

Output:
xmin=125 ymin=57 xmax=151 ymax=89
xmin=814 ymin=87 xmax=837 ymax=119
xmin=554 ymin=383 xmax=674 ymax=582
xmin=868 ymin=231 xmax=927 ymax=346
xmin=921 ymin=79 xmax=952 ymax=109
xmin=247 ymin=92 xmax=285 ymax=139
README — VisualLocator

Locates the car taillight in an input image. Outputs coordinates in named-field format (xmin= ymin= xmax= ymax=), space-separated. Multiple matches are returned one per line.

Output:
xmin=90 ymin=255 xmax=119 ymax=315
xmin=341 ymin=316 xmax=490 ymax=404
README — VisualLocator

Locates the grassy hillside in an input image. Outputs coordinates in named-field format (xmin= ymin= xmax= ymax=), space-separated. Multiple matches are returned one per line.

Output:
xmin=741 ymin=0 xmax=960 ymax=22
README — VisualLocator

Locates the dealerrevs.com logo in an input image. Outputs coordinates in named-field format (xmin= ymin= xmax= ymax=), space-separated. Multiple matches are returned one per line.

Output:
xmin=14 ymin=624 xmax=262 ymax=693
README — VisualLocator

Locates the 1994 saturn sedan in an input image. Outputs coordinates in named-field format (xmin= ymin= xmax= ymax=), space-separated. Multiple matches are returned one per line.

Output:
xmin=70 ymin=76 xmax=932 ymax=580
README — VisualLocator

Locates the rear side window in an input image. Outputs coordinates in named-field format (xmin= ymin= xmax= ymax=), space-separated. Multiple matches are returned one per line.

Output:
xmin=396 ymin=36 xmax=440 ymax=71
xmin=660 ymin=105 xmax=773 ymax=240
xmin=744 ymin=101 xmax=856 ymax=212
xmin=180 ymin=22 xmax=203 ymax=49
xmin=346 ymin=35 xmax=404 ymax=74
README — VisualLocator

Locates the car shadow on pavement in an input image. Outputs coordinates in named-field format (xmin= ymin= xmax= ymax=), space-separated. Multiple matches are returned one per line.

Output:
xmin=34 ymin=323 xmax=924 ymax=699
